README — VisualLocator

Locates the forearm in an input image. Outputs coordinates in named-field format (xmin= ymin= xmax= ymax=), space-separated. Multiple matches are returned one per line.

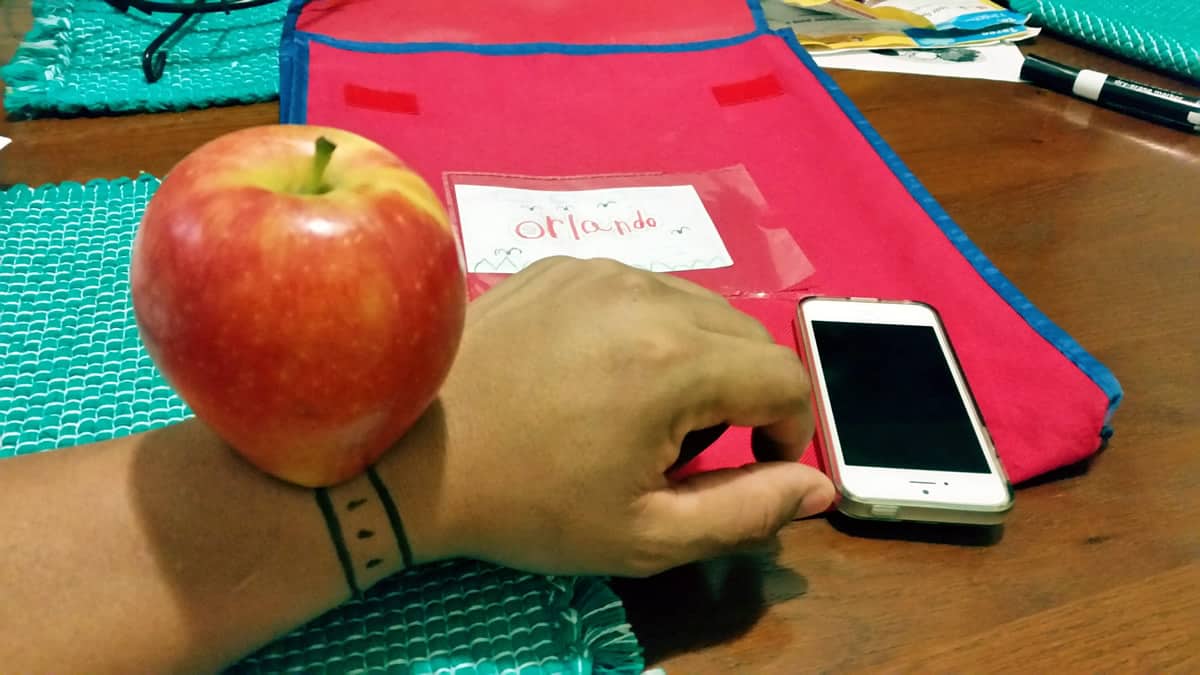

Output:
xmin=0 ymin=413 xmax=451 ymax=673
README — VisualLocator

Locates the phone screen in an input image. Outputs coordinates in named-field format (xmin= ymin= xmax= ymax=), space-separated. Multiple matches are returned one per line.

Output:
xmin=811 ymin=320 xmax=990 ymax=474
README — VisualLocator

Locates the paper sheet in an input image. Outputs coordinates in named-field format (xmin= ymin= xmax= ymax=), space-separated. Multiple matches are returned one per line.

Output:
xmin=0 ymin=136 xmax=10 ymax=152
xmin=785 ymin=0 xmax=1027 ymax=31
xmin=452 ymin=184 xmax=733 ymax=274
xmin=765 ymin=0 xmax=1038 ymax=52
xmin=811 ymin=43 xmax=1026 ymax=81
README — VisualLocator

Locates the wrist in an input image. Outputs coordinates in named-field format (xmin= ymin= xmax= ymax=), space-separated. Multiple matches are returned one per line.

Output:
xmin=371 ymin=400 xmax=470 ymax=567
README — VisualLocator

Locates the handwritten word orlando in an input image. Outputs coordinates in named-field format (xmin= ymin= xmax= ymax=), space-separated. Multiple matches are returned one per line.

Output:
xmin=515 ymin=210 xmax=658 ymax=241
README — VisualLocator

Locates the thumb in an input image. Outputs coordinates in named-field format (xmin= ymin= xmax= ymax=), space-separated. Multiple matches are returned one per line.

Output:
xmin=643 ymin=462 xmax=835 ymax=568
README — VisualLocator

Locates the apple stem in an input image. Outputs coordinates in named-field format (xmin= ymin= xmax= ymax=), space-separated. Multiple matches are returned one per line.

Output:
xmin=304 ymin=136 xmax=337 ymax=195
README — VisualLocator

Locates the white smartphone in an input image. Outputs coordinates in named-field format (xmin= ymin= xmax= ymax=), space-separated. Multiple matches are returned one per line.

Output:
xmin=796 ymin=296 xmax=1013 ymax=525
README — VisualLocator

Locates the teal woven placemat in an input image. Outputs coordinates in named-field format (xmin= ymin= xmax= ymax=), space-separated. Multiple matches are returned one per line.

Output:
xmin=232 ymin=562 xmax=642 ymax=674
xmin=0 ymin=176 xmax=645 ymax=674
xmin=2 ymin=0 xmax=285 ymax=118
xmin=1010 ymin=0 xmax=1200 ymax=82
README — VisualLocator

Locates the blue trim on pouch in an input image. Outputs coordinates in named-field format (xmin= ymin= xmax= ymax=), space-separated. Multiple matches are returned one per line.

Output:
xmin=292 ymin=28 xmax=762 ymax=57
xmin=746 ymin=0 xmax=770 ymax=33
xmin=772 ymin=28 xmax=1123 ymax=429
xmin=284 ymin=0 xmax=768 ymax=58
xmin=278 ymin=0 xmax=309 ymax=124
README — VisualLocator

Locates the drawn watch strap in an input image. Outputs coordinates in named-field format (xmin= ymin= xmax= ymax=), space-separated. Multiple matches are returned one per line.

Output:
xmin=314 ymin=467 xmax=416 ymax=597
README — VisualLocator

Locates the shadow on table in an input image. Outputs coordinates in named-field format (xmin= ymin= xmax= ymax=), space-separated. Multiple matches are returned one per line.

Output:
xmin=610 ymin=546 xmax=806 ymax=664
xmin=826 ymin=512 xmax=1004 ymax=546
xmin=1016 ymin=454 xmax=1095 ymax=488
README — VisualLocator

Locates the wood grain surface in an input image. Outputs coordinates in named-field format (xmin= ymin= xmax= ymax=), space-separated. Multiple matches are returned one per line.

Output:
xmin=3 ymin=2 xmax=1197 ymax=671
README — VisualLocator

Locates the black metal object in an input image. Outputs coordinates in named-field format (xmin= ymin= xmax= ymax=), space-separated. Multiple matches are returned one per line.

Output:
xmin=103 ymin=0 xmax=284 ymax=83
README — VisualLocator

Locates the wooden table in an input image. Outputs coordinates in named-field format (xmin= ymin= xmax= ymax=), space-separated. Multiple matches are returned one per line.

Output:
xmin=3 ymin=8 xmax=1198 ymax=671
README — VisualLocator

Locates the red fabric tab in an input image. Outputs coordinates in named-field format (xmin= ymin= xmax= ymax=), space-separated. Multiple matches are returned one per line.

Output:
xmin=344 ymin=84 xmax=419 ymax=115
xmin=712 ymin=73 xmax=784 ymax=106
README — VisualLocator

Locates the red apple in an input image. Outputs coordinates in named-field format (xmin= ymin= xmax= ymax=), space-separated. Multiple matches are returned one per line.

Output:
xmin=130 ymin=125 xmax=466 ymax=487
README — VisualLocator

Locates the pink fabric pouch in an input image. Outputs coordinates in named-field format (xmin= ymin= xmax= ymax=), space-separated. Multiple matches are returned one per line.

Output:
xmin=279 ymin=0 xmax=1121 ymax=484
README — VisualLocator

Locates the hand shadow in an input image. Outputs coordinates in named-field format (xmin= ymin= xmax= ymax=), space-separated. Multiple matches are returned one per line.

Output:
xmin=609 ymin=544 xmax=808 ymax=665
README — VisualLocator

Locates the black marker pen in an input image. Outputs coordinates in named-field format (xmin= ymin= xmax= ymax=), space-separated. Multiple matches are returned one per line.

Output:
xmin=1020 ymin=54 xmax=1200 ymax=134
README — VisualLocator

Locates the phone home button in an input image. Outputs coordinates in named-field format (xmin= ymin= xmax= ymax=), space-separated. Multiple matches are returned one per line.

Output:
xmin=870 ymin=504 xmax=900 ymax=519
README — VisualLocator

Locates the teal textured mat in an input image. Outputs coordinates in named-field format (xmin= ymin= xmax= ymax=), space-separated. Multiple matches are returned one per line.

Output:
xmin=2 ymin=0 xmax=285 ymax=118
xmin=0 ymin=176 xmax=645 ymax=674
xmin=1010 ymin=0 xmax=1200 ymax=82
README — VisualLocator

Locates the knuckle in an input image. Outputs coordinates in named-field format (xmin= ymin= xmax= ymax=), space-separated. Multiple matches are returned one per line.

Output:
xmin=518 ymin=255 xmax=572 ymax=279
xmin=715 ymin=470 xmax=788 ymax=549
xmin=606 ymin=264 xmax=659 ymax=297
xmin=627 ymin=329 xmax=693 ymax=368
xmin=693 ymin=284 xmax=730 ymax=305
xmin=625 ymin=552 xmax=671 ymax=578
xmin=738 ymin=502 xmax=786 ymax=549
xmin=583 ymin=256 xmax=629 ymax=276
xmin=511 ymin=256 xmax=572 ymax=286
xmin=625 ymin=518 xmax=680 ymax=578
xmin=746 ymin=315 xmax=773 ymax=343
xmin=772 ymin=347 xmax=811 ymax=398
xmin=542 ymin=255 xmax=573 ymax=264
xmin=528 ymin=255 xmax=569 ymax=270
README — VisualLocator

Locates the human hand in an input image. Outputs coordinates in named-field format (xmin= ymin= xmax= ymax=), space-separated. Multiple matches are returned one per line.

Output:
xmin=385 ymin=258 xmax=834 ymax=577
